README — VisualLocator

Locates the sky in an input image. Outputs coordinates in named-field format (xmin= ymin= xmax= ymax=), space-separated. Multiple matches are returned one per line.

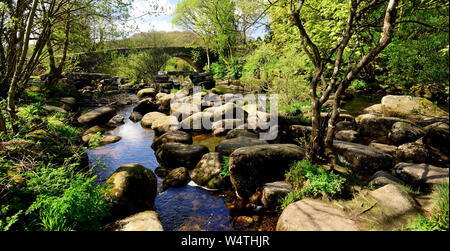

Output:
xmin=125 ymin=0 xmax=183 ymax=34
xmin=124 ymin=0 xmax=267 ymax=38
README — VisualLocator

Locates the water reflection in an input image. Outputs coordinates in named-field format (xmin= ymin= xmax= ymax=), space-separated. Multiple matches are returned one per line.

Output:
xmin=87 ymin=103 xmax=231 ymax=231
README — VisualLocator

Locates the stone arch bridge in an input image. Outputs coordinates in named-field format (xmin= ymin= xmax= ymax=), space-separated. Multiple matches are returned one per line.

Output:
xmin=72 ymin=47 xmax=214 ymax=73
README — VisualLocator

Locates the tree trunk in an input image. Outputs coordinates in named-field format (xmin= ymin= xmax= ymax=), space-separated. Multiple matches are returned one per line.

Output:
xmin=7 ymin=0 xmax=39 ymax=133
xmin=309 ymin=99 xmax=325 ymax=162
xmin=0 ymin=112 xmax=6 ymax=133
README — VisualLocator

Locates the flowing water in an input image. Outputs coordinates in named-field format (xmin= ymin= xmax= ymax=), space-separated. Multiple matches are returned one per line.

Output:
xmin=87 ymin=105 xmax=233 ymax=231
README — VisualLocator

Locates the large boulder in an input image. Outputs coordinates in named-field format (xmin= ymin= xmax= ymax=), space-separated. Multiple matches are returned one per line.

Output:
xmin=151 ymin=115 xmax=179 ymax=136
xmin=226 ymin=129 xmax=259 ymax=139
xmin=179 ymin=112 xmax=213 ymax=131
xmin=369 ymin=184 xmax=418 ymax=215
xmin=215 ymin=137 xmax=268 ymax=156
xmin=151 ymin=131 xmax=193 ymax=150
xmin=137 ymin=88 xmax=156 ymax=100
xmin=381 ymin=95 xmax=448 ymax=119
xmin=335 ymin=130 xmax=359 ymax=143
xmin=356 ymin=114 xmax=413 ymax=138
xmin=105 ymin=164 xmax=157 ymax=218
xmin=155 ymin=142 xmax=209 ymax=169
xmin=276 ymin=199 xmax=358 ymax=231
xmin=368 ymin=142 xmax=398 ymax=156
xmin=388 ymin=122 xmax=425 ymax=145
xmin=332 ymin=140 xmax=395 ymax=173
xmin=111 ymin=211 xmax=163 ymax=231
xmin=78 ymin=106 xmax=117 ymax=125
xmin=229 ymin=144 xmax=305 ymax=198
xmin=133 ymin=98 xmax=158 ymax=115
xmin=395 ymin=162 xmax=449 ymax=186
xmin=395 ymin=142 xmax=448 ymax=167
xmin=191 ymin=153 xmax=228 ymax=189
xmin=262 ymin=181 xmax=293 ymax=209
xmin=368 ymin=171 xmax=406 ymax=188
xmin=423 ymin=125 xmax=449 ymax=155
xmin=162 ymin=167 xmax=189 ymax=189
xmin=141 ymin=112 xmax=167 ymax=129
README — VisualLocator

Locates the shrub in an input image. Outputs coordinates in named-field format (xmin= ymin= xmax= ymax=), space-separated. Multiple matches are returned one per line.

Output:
xmin=280 ymin=160 xmax=347 ymax=209
xmin=28 ymin=175 xmax=111 ymax=231
xmin=220 ymin=156 xmax=230 ymax=177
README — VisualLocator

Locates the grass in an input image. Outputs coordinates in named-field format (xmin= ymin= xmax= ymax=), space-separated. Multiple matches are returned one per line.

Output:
xmin=405 ymin=182 xmax=449 ymax=231
xmin=280 ymin=160 xmax=347 ymax=209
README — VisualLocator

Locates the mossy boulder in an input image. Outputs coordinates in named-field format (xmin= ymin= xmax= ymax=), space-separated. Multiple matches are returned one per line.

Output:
xmin=215 ymin=137 xmax=268 ymax=156
xmin=151 ymin=130 xmax=193 ymax=151
xmin=162 ymin=167 xmax=189 ymax=189
xmin=105 ymin=164 xmax=157 ymax=218
xmin=77 ymin=106 xmax=117 ymax=126
xmin=191 ymin=153 xmax=228 ymax=190
xmin=381 ymin=95 xmax=448 ymax=119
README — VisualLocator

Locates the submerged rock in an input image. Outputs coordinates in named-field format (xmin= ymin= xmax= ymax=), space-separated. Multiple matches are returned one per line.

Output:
xmin=106 ymin=115 xmax=125 ymax=127
xmin=129 ymin=111 xmax=143 ymax=122
xmin=163 ymin=167 xmax=189 ymax=189
xmin=276 ymin=199 xmax=358 ymax=231
xmin=229 ymin=144 xmax=304 ymax=199
xmin=105 ymin=164 xmax=157 ymax=218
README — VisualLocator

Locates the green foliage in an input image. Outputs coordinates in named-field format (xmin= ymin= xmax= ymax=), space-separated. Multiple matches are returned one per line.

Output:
xmin=170 ymin=89 xmax=180 ymax=94
xmin=406 ymin=182 xmax=449 ymax=231
xmin=220 ymin=156 xmax=230 ymax=177
xmin=0 ymin=206 xmax=22 ymax=231
xmin=280 ymin=160 xmax=346 ymax=209
xmin=28 ymin=175 xmax=111 ymax=231
xmin=88 ymin=132 xmax=103 ymax=148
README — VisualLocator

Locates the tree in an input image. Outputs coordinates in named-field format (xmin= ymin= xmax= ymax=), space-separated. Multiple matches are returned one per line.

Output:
xmin=268 ymin=0 xmax=400 ymax=162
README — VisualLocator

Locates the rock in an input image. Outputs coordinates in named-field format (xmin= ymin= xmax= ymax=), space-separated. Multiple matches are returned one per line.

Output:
xmin=137 ymin=88 xmax=156 ymax=99
xmin=170 ymin=103 xmax=200 ymax=121
xmin=89 ymin=135 xmax=122 ymax=147
xmin=388 ymin=122 xmax=425 ymax=145
xmin=335 ymin=121 xmax=357 ymax=132
xmin=335 ymin=130 xmax=359 ymax=143
xmin=129 ymin=111 xmax=143 ymax=122
xmin=83 ymin=125 xmax=107 ymax=136
xmin=107 ymin=115 xmax=125 ymax=127
xmin=370 ymin=184 xmax=418 ymax=215
xmin=140 ymin=112 xmax=167 ymax=128
xmin=395 ymin=162 xmax=449 ymax=186
xmin=368 ymin=171 xmax=406 ymax=188
xmin=163 ymin=167 xmax=189 ymax=189
xmin=356 ymin=114 xmax=414 ymax=138
xmin=43 ymin=105 xmax=68 ymax=114
xmin=423 ymin=125 xmax=449 ymax=155
xmin=191 ymin=153 xmax=228 ymax=190
xmin=105 ymin=164 xmax=157 ymax=218
xmin=211 ymin=119 xmax=245 ymax=131
xmin=395 ymin=142 xmax=447 ymax=167
xmin=78 ymin=106 xmax=117 ymax=125
xmin=215 ymin=137 xmax=268 ymax=156
xmin=133 ymin=98 xmax=158 ymax=114
xmin=368 ymin=142 xmax=398 ymax=156
xmin=151 ymin=130 xmax=193 ymax=150
xmin=179 ymin=112 xmax=213 ymax=131
xmin=289 ymin=125 xmax=312 ymax=139
xmin=212 ymin=103 xmax=247 ymax=120
xmin=226 ymin=129 xmax=259 ymax=139
xmin=276 ymin=199 xmax=358 ymax=231
xmin=155 ymin=166 xmax=169 ymax=177
xmin=229 ymin=144 xmax=305 ymax=198
xmin=156 ymin=93 xmax=175 ymax=111
xmin=112 ymin=211 xmax=163 ymax=231
xmin=151 ymin=115 xmax=179 ymax=136
xmin=332 ymin=140 xmax=395 ymax=173
xmin=262 ymin=181 xmax=293 ymax=209
xmin=363 ymin=104 xmax=383 ymax=115
xmin=155 ymin=143 xmax=209 ymax=169
xmin=60 ymin=97 xmax=77 ymax=107
xmin=235 ymin=216 xmax=254 ymax=227
xmin=381 ymin=95 xmax=448 ymax=119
